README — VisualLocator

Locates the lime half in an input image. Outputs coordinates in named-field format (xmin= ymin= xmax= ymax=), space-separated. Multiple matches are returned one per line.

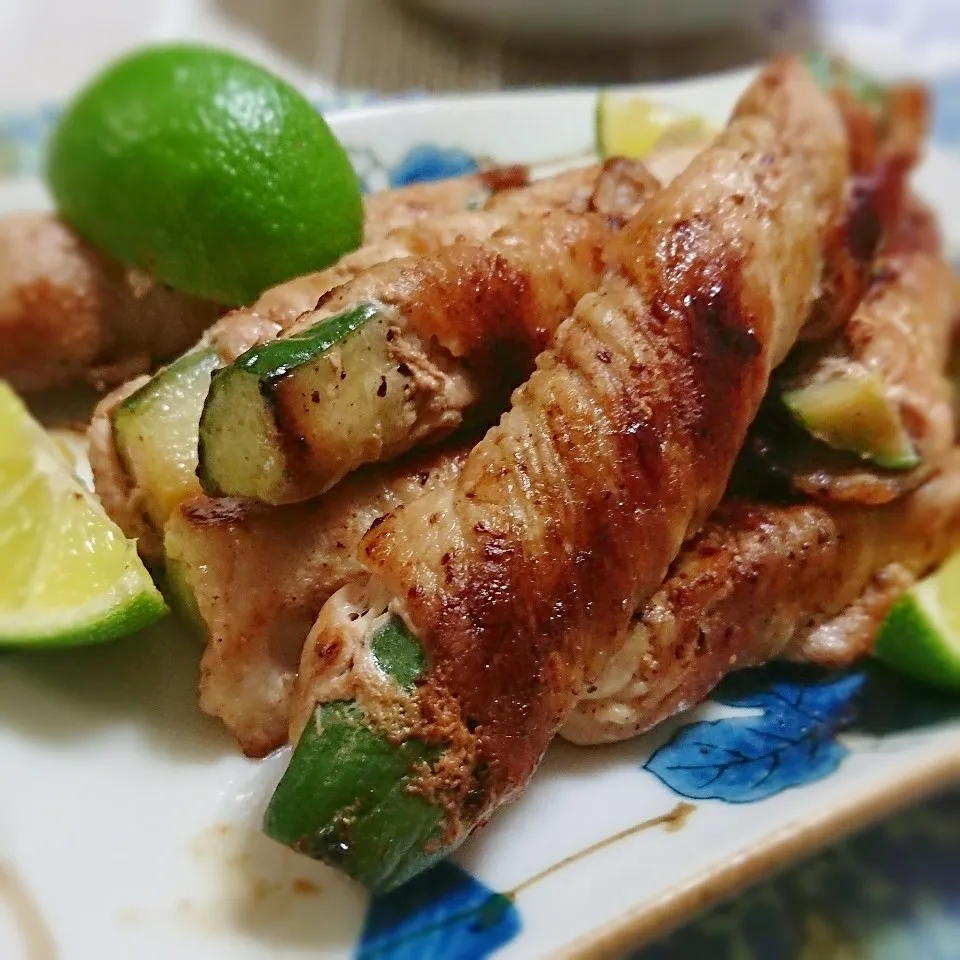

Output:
xmin=874 ymin=553 xmax=960 ymax=690
xmin=596 ymin=92 xmax=712 ymax=159
xmin=47 ymin=44 xmax=363 ymax=306
xmin=0 ymin=383 xmax=167 ymax=647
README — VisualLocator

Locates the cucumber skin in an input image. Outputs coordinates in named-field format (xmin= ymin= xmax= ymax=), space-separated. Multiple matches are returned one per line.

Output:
xmin=115 ymin=347 xmax=219 ymax=418
xmin=262 ymin=615 xmax=455 ymax=892
xmin=370 ymin=615 xmax=429 ymax=689
xmin=197 ymin=301 xmax=381 ymax=500
xmin=161 ymin=553 xmax=209 ymax=642
xmin=234 ymin=301 xmax=381 ymax=379
xmin=263 ymin=700 xmax=445 ymax=892
xmin=112 ymin=347 xmax=221 ymax=533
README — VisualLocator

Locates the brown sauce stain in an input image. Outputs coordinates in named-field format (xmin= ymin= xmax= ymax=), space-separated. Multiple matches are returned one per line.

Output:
xmin=507 ymin=802 xmax=696 ymax=899
xmin=0 ymin=862 xmax=58 ymax=960
xmin=291 ymin=878 xmax=321 ymax=896
xmin=173 ymin=821 xmax=327 ymax=932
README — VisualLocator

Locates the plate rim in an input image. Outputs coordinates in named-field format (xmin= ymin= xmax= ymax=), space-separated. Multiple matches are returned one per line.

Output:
xmin=323 ymin=65 xmax=757 ymax=124
xmin=566 ymin=750 xmax=960 ymax=959
xmin=1 ymin=67 xmax=959 ymax=960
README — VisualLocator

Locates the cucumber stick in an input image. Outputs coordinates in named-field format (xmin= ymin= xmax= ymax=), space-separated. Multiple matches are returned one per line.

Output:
xmin=263 ymin=616 xmax=451 ymax=892
xmin=113 ymin=348 xmax=220 ymax=532
xmin=783 ymin=370 xmax=919 ymax=471
xmin=198 ymin=301 xmax=415 ymax=504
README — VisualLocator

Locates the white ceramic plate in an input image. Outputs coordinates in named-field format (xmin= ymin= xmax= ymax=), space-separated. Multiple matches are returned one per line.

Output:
xmin=1 ymin=70 xmax=959 ymax=960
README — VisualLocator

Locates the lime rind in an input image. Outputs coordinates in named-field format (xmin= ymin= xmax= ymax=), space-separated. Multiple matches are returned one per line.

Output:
xmin=46 ymin=44 xmax=363 ymax=305
xmin=874 ymin=553 xmax=960 ymax=690
xmin=0 ymin=383 xmax=167 ymax=648
xmin=0 ymin=580 xmax=167 ymax=648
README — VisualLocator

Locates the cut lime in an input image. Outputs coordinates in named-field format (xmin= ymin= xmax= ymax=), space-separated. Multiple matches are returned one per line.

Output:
xmin=47 ymin=44 xmax=363 ymax=305
xmin=874 ymin=552 xmax=960 ymax=690
xmin=0 ymin=383 xmax=167 ymax=647
xmin=596 ymin=92 xmax=712 ymax=159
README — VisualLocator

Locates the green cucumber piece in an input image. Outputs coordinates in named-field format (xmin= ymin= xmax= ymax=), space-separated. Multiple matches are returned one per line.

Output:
xmin=162 ymin=553 xmax=208 ymax=640
xmin=113 ymin=347 xmax=220 ymax=532
xmin=783 ymin=370 xmax=920 ymax=471
xmin=263 ymin=615 xmax=451 ymax=892
xmin=198 ymin=301 xmax=413 ymax=504
xmin=370 ymin=615 xmax=429 ymax=688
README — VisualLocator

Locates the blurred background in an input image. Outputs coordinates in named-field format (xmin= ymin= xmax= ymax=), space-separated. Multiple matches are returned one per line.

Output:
xmin=1 ymin=0 xmax=958 ymax=104
xmin=5 ymin=1 xmax=960 ymax=159
xmin=4 ymin=1 xmax=960 ymax=161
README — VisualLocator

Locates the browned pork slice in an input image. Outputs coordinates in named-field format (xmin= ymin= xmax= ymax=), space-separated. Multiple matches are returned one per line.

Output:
xmin=796 ymin=78 xmax=927 ymax=343
xmin=757 ymin=198 xmax=956 ymax=505
xmin=214 ymin=162 xmax=619 ymax=363
xmin=296 ymin=58 xmax=849 ymax=855
xmin=0 ymin=214 xmax=222 ymax=392
xmin=165 ymin=443 xmax=469 ymax=758
xmin=362 ymin=164 xmax=529 ymax=241
xmin=204 ymin=157 xmax=688 ymax=371
xmin=563 ymin=447 xmax=960 ymax=744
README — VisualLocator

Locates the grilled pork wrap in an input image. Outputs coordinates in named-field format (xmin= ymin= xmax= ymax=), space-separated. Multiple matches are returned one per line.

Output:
xmin=270 ymin=58 xmax=849 ymax=891
xmin=564 ymin=447 xmax=960 ymax=744
xmin=165 ymin=443 xmax=470 ymax=759
xmin=165 ymin=158 xmax=666 ymax=754
xmin=91 ymin=159 xmax=654 ymax=560
xmin=195 ymin=178 xmax=664 ymax=504
xmin=758 ymin=198 xmax=956 ymax=505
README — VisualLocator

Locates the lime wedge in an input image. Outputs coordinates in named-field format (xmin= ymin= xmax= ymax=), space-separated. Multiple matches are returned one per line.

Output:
xmin=0 ymin=383 xmax=167 ymax=647
xmin=874 ymin=552 xmax=960 ymax=690
xmin=596 ymin=91 xmax=712 ymax=159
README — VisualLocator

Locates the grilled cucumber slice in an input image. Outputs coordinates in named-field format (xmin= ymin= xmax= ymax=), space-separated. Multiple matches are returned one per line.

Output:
xmin=783 ymin=369 xmax=919 ymax=471
xmin=263 ymin=615 xmax=446 ymax=892
xmin=113 ymin=347 xmax=220 ymax=532
xmin=198 ymin=301 xmax=416 ymax=504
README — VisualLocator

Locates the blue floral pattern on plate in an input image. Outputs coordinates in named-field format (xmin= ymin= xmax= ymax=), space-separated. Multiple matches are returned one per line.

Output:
xmin=387 ymin=145 xmax=479 ymax=188
xmin=646 ymin=668 xmax=868 ymax=802
xmin=646 ymin=662 xmax=959 ymax=804
xmin=357 ymin=862 xmax=520 ymax=960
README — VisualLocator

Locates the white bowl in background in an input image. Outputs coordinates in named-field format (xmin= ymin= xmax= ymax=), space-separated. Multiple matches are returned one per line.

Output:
xmin=407 ymin=0 xmax=777 ymax=42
